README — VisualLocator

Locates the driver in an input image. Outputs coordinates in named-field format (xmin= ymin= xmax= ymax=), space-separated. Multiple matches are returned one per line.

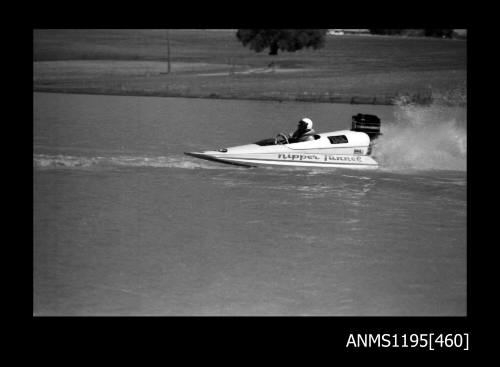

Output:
xmin=289 ymin=118 xmax=316 ymax=143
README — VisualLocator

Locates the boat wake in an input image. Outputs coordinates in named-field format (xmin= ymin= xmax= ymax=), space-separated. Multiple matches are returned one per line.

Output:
xmin=33 ymin=153 xmax=234 ymax=171
xmin=373 ymin=102 xmax=466 ymax=172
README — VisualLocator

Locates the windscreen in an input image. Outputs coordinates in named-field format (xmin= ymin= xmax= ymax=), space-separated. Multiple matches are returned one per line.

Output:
xmin=254 ymin=138 xmax=277 ymax=146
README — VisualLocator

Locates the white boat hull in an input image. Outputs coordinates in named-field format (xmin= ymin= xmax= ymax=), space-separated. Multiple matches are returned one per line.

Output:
xmin=185 ymin=151 xmax=378 ymax=169
xmin=185 ymin=129 xmax=380 ymax=169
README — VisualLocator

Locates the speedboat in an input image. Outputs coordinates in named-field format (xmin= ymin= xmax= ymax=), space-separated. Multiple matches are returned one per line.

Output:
xmin=185 ymin=114 xmax=382 ymax=169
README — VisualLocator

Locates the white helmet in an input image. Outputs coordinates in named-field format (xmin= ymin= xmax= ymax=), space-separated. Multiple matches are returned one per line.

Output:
xmin=299 ymin=117 xmax=313 ymax=130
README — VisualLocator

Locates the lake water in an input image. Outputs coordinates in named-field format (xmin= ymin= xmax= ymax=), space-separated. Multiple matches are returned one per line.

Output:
xmin=33 ymin=92 xmax=467 ymax=316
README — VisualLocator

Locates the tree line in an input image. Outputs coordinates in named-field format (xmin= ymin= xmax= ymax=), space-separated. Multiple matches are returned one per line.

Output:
xmin=368 ymin=29 xmax=457 ymax=38
xmin=235 ymin=29 xmax=463 ymax=56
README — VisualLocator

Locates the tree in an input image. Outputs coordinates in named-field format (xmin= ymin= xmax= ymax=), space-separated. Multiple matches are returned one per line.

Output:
xmin=236 ymin=29 xmax=328 ymax=56
xmin=369 ymin=29 xmax=404 ymax=35
xmin=424 ymin=29 xmax=454 ymax=38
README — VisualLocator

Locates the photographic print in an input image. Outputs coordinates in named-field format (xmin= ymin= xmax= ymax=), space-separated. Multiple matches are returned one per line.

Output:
xmin=33 ymin=29 xmax=467 ymax=316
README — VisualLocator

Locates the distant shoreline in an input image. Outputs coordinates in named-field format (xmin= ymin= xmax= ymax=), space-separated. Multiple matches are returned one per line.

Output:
xmin=33 ymin=30 xmax=467 ymax=107
xmin=33 ymin=86 xmax=401 ymax=105
xmin=33 ymin=87 xmax=468 ymax=107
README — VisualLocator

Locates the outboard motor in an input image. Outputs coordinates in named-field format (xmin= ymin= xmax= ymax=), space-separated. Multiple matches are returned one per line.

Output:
xmin=351 ymin=113 xmax=382 ymax=141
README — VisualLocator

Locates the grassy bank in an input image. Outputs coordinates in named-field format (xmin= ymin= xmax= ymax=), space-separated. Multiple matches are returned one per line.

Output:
xmin=33 ymin=29 xmax=467 ymax=106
